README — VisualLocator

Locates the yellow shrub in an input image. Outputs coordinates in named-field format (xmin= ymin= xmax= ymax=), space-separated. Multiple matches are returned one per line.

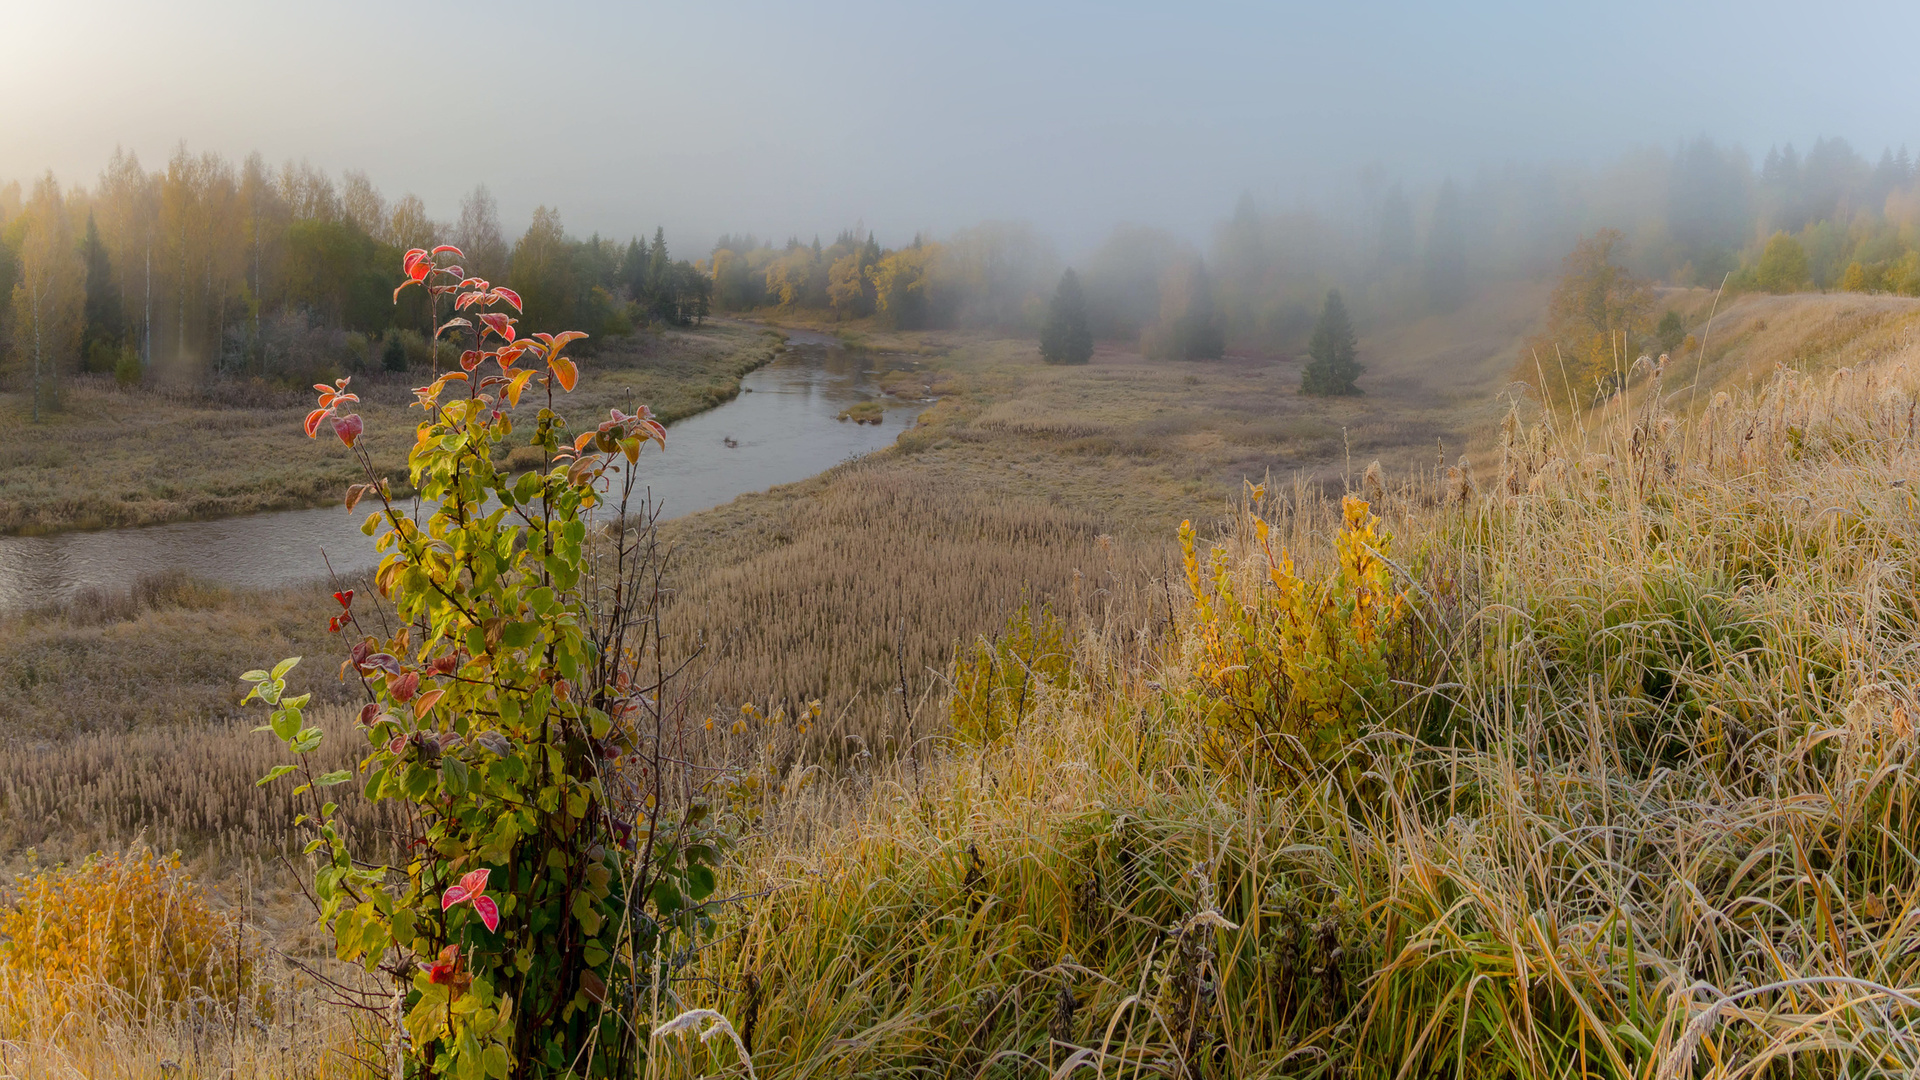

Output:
xmin=1179 ymin=495 xmax=1408 ymax=772
xmin=949 ymin=600 xmax=1073 ymax=746
xmin=0 ymin=848 xmax=254 ymax=1017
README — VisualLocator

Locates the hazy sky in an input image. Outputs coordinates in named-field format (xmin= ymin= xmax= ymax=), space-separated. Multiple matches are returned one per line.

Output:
xmin=7 ymin=1 xmax=1918 ymax=252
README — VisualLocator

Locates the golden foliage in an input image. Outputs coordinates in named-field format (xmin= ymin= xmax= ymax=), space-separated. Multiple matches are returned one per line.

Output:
xmin=0 ymin=847 xmax=255 ymax=1018
xmin=948 ymin=599 xmax=1073 ymax=747
xmin=1179 ymin=492 xmax=1409 ymax=771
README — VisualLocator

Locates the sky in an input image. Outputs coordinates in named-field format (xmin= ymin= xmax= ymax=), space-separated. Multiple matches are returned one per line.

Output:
xmin=6 ymin=0 xmax=1919 ymax=254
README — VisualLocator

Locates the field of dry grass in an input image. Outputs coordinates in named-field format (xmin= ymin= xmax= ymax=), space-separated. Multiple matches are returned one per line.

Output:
xmin=6 ymin=290 xmax=1919 ymax=1076
xmin=0 ymin=321 xmax=783 ymax=534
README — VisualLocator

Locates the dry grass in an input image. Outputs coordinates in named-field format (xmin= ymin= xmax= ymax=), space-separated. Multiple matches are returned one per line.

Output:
xmin=670 ymin=344 xmax=1920 ymax=1078
xmin=0 ymin=571 xmax=360 ymax=739
xmin=12 ymin=295 xmax=1920 ymax=1076
xmin=0 ymin=322 xmax=782 ymax=534
xmin=0 ymin=705 xmax=403 ymax=868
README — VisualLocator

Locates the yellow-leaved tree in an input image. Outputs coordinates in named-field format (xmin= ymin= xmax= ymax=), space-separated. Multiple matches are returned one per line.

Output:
xmin=1517 ymin=228 xmax=1652 ymax=412
xmin=8 ymin=173 xmax=84 ymax=422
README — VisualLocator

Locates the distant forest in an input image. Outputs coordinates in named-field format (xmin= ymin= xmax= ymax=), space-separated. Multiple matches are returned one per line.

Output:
xmin=5 ymin=136 xmax=1920 ymax=393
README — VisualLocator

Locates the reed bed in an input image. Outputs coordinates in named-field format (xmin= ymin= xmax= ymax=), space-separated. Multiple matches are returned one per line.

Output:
xmin=661 ymin=459 xmax=1169 ymax=766
xmin=0 ymin=705 xmax=405 ymax=868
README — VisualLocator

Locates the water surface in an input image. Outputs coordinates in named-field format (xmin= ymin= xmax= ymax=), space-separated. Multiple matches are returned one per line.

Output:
xmin=0 ymin=332 xmax=923 ymax=613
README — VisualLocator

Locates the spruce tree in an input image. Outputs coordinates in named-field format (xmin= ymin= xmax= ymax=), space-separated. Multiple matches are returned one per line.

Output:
xmin=1039 ymin=268 xmax=1094 ymax=365
xmin=1301 ymin=290 xmax=1363 ymax=396
xmin=81 ymin=211 xmax=122 ymax=367
xmin=621 ymin=237 xmax=647 ymax=301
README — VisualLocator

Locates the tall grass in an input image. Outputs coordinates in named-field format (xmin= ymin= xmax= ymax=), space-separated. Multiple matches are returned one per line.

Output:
xmin=672 ymin=354 xmax=1920 ymax=1078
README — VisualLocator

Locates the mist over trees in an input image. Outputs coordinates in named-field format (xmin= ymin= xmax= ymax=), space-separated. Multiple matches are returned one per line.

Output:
xmin=9 ymin=134 xmax=1920 ymax=406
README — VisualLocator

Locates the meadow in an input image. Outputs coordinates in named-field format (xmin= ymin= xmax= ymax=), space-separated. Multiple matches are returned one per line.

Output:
xmin=1 ymin=290 xmax=1917 ymax=1077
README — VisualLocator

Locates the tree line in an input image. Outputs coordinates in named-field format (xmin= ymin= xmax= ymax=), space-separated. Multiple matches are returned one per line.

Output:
xmin=12 ymin=134 xmax=1920 ymax=415
xmin=0 ymin=147 xmax=710 ymax=411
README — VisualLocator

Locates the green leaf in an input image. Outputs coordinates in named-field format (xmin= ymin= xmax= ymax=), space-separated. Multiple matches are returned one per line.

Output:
xmin=256 ymin=764 xmax=298 ymax=787
xmin=442 ymin=756 xmax=470 ymax=797
xmin=362 ymin=511 xmax=381 ymax=536
xmin=271 ymin=657 xmax=302 ymax=680
xmin=240 ymin=669 xmax=270 ymax=683
xmin=270 ymin=709 xmax=300 ymax=741
xmin=582 ymin=939 xmax=611 ymax=968
xmin=316 ymin=770 xmax=353 ymax=787
xmin=686 ymin=863 xmax=716 ymax=903
xmin=482 ymin=1045 xmax=510 ymax=1080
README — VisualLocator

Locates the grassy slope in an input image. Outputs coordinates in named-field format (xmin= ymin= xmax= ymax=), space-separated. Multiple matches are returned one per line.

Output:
xmin=0 ymin=321 xmax=783 ymax=534
xmin=7 ymin=291 xmax=1920 ymax=1076
xmin=673 ymin=302 xmax=1920 ymax=1078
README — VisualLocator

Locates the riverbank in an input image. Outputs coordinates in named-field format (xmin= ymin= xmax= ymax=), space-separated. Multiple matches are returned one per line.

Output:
xmin=0 ymin=321 xmax=784 ymax=535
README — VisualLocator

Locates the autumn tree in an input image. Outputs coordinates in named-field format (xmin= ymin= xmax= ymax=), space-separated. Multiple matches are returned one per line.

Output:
xmin=1755 ymin=231 xmax=1809 ymax=292
xmin=868 ymin=241 xmax=939 ymax=329
xmin=454 ymin=184 xmax=508 ymax=284
xmin=8 ymin=175 xmax=83 ymax=421
xmin=1300 ymin=289 xmax=1362 ymax=395
xmin=1521 ymin=229 xmax=1653 ymax=410
xmin=1039 ymin=268 xmax=1093 ymax=364
xmin=509 ymin=206 xmax=577 ymax=333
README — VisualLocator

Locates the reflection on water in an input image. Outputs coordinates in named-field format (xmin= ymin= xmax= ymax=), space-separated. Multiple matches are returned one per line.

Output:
xmin=0 ymin=333 xmax=925 ymax=613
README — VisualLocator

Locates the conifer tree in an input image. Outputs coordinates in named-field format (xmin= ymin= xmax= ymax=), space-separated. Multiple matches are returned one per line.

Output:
xmin=80 ymin=211 xmax=122 ymax=367
xmin=1039 ymin=268 xmax=1093 ymax=365
xmin=620 ymin=236 xmax=647 ymax=301
xmin=1300 ymin=289 xmax=1363 ymax=396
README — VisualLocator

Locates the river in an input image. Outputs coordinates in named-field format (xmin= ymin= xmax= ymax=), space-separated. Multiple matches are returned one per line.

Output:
xmin=0 ymin=329 xmax=927 ymax=614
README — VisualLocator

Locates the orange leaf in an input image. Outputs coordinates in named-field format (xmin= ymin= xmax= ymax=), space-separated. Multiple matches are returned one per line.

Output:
xmin=412 ymin=688 xmax=446 ymax=719
xmin=549 ymin=356 xmax=578 ymax=392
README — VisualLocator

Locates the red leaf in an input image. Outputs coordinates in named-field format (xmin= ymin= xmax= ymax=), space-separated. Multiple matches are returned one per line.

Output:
xmin=389 ymin=671 xmax=419 ymax=702
xmin=409 ymin=260 xmax=431 ymax=282
xmin=333 ymin=589 xmax=354 ymax=609
xmin=479 ymin=313 xmax=516 ymax=342
xmin=460 ymin=350 xmax=482 ymax=372
xmin=304 ymin=408 xmax=331 ymax=439
xmin=431 ymin=244 xmax=465 ymax=258
xmin=402 ymin=249 xmax=429 ymax=275
xmin=441 ymin=884 xmax=471 ymax=910
xmin=393 ymin=281 xmax=415 ymax=303
xmin=472 ymin=895 xmax=500 ymax=933
xmin=313 ymin=383 xmax=334 ymax=393
xmin=459 ymin=868 xmax=490 ymax=896
xmin=357 ymin=702 xmax=380 ymax=726
xmin=332 ymin=414 xmax=364 ymax=448
xmin=327 ymin=615 xmax=343 ymax=633
xmin=492 ymin=287 xmax=522 ymax=312
xmin=436 ymin=317 xmax=473 ymax=338
xmin=497 ymin=344 xmax=527 ymax=369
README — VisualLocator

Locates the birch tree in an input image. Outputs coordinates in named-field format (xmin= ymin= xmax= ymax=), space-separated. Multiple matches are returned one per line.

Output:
xmin=9 ymin=175 xmax=83 ymax=421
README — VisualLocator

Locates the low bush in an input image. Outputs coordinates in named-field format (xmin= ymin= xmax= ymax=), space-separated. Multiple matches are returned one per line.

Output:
xmin=0 ymin=847 xmax=257 ymax=1019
